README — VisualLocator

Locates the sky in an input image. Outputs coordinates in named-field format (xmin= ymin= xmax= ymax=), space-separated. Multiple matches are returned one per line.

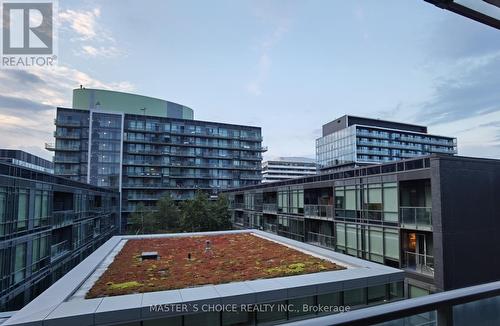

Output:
xmin=0 ymin=0 xmax=499 ymax=161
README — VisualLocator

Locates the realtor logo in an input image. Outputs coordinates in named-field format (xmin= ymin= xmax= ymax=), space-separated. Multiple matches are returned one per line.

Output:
xmin=1 ymin=0 xmax=57 ymax=68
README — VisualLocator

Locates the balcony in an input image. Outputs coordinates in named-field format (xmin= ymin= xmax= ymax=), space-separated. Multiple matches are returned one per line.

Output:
xmin=51 ymin=210 xmax=75 ymax=228
xmin=304 ymin=205 xmax=334 ymax=220
xmin=263 ymin=223 xmax=277 ymax=234
xmin=403 ymin=251 xmax=434 ymax=277
xmin=51 ymin=240 xmax=71 ymax=261
xmin=53 ymin=156 xmax=80 ymax=163
xmin=54 ymin=119 xmax=81 ymax=127
xmin=45 ymin=143 xmax=81 ymax=152
xmin=54 ymin=131 xmax=81 ymax=139
xmin=125 ymin=172 xmax=162 ymax=178
xmin=231 ymin=203 xmax=244 ymax=210
xmin=400 ymin=207 xmax=432 ymax=231
xmin=306 ymin=232 xmax=335 ymax=249
xmin=262 ymin=203 xmax=277 ymax=214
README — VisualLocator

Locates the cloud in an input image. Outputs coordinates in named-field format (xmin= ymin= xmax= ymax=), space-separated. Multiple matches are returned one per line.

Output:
xmin=246 ymin=6 xmax=291 ymax=96
xmin=59 ymin=8 xmax=105 ymax=41
xmin=0 ymin=67 xmax=134 ymax=160
xmin=415 ymin=51 xmax=500 ymax=125
xmin=59 ymin=7 xmax=123 ymax=58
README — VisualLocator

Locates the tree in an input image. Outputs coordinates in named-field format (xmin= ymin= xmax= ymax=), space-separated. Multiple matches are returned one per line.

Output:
xmin=127 ymin=202 xmax=149 ymax=235
xmin=180 ymin=191 xmax=213 ymax=232
xmin=153 ymin=194 xmax=181 ymax=232
xmin=210 ymin=194 xmax=232 ymax=230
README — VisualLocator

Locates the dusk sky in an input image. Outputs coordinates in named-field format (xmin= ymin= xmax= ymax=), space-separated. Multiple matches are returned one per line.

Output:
xmin=0 ymin=0 xmax=499 ymax=161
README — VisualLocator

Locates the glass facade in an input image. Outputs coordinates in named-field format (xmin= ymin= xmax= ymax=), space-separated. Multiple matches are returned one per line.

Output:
xmin=88 ymin=112 xmax=123 ymax=188
xmin=0 ymin=162 xmax=119 ymax=311
xmin=228 ymin=157 xmax=438 ymax=295
xmin=52 ymin=108 xmax=264 ymax=229
xmin=316 ymin=121 xmax=457 ymax=170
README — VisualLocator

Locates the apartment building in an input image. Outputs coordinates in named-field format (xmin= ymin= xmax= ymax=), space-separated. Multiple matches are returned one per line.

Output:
xmin=262 ymin=157 xmax=317 ymax=183
xmin=0 ymin=158 xmax=119 ymax=311
xmin=46 ymin=88 xmax=265 ymax=229
xmin=316 ymin=115 xmax=457 ymax=171
xmin=226 ymin=154 xmax=500 ymax=297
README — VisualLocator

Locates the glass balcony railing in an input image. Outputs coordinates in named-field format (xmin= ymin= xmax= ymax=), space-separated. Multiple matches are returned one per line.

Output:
xmin=403 ymin=251 xmax=434 ymax=277
xmin=262 ymin=203 xmax=277 ymax=213
xmin=306 ymin=232 xmax=335 ymax=249
xmin=263 ymin=223 xmax=277 ymax=233
xmin=51 ymin=240 xmax=70 ymax=260
xmin=304 ymin=205 xmax=334 ymax=219
xmin=50 ymin=210 xmax=76 ymax=228
xmin=400 ymin=207 xmax=432 ymax=230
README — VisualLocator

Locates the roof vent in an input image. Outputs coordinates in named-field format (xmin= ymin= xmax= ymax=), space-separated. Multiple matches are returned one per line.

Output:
xmin=141 ymin=251 xmax=159 ymax=261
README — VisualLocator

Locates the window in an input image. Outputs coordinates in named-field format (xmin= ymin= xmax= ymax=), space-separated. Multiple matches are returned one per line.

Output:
xmin=0 ymin=189 xmax=6 ymax=236
xmin=17 ymin=189 xmax=29 ymax=230
xmin=369 ymin=227 xmax=384 ymax=262
xmin=14 ymin=243 xmax=26 ymax=284
xmin=336 ymin=223 xmax=345 ymax=249
xmin=384 ymin=229 xmax=399 ymax=260
xmin=383 ymin=183 xmax=398 ymax=222
xmin=344 ymin=288 xmax=366 ymax=307
xmin=367 ymin=285 xmax=387 ymax=304
xmin=289 ymin=296 xmax=315 ymax=319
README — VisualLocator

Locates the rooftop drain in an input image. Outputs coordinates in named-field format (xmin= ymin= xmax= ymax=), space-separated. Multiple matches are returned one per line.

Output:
xmin=141 ymin=251 xmax=159 ymax=261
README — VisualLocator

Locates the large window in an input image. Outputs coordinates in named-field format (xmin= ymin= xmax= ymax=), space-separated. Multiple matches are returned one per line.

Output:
xmin=14 ymin=243 xmax=26 ymax=284
xmin=34 ymin=190 xmax=49 ymax=227
xmin=383 ymin=183 xmax=398 ymax=222
xmin=17 ymin=189 xmax=29 ymax=230
xmin=0 ymin=188 xmax=6 ymax=236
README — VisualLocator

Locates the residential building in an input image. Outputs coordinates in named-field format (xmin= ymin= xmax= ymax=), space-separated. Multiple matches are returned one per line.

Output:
xmin=225 ymin=154 xmax=500 ymax=297
xmin=0 ymin=149 xmax=53 ymax=174
xmin=316 ymin=115 xmax=457 ymax=171
xmin=0 ymin=158 xmax=119 ymax=312
xmin=262 ymin=157 xmax=317 ymax=183
xmin=46 ymin=88 xmax=265 ymax=229
xmin=3 ymin=230 xmax=404 ymax=326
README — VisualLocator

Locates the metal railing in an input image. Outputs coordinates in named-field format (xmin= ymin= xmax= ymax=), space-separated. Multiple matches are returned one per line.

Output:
xmin=306 ymin=232 xmax=335 ymax=249
xmin=284 ymin=280 xmax=500 ymax=326
xmin=400 ymin=207 xmax=432 ymax=230
xmin=304 ymin=205 xmax=334 ymax=219
xmin=403 ymin=251 xmax=434 ymax=277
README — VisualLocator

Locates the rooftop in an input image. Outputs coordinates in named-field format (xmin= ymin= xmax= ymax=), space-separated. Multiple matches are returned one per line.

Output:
xmin=3 ymin=230 xmax=403 ymax=326
xmin=86 ymin=233 xmax=345 ymax=298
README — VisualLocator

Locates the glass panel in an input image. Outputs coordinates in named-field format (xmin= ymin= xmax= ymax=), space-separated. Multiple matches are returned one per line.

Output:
xmin=14 ymin=243 xmax=26 ymax=283
xmin=367 ymin=285 xmax=387 ymax=304
xmin=256 ymin=301 xmax=287 ymax=324
xmin=222 ymin=309 xmax=253 ymax=326
xmin=184 ymin=312 xmax=220 ymax=326
xmin=346 ymin=224 xmax=357 ymax=255
xmin=17 ymin=190 xmax=28 ymax=230
xmin=289 ymin=296 xmax=316 ymax=319
xmin=384 ymin=229 xmax=400 ymax=260
xmin=0 ymin=190 xmax=6 ymax=236
xmin=143 ymin=317 xmax=183 ymax=326
xmin=336 ymin=223 xmax=345 ymax=247
xmin=370 ymin=227 xmax=383 ymax=256
xmin=344 ymin=288 xmax=366 ymax=307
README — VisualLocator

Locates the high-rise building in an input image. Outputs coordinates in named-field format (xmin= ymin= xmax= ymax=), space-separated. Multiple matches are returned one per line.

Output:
xmin=225 ymin=154 xmax=500 ymax=297
xmin=46 ymin=88 xmax=265 ymax=229
xmin=262 ymin=157 xmax=317 ymax=183
xmin=316 ymin=115 xmax=457 ymax=171
xmin=0 ymin=149 xmax=53 ymax=174
xmin=0 ymin=155 xmax=119 ymax=311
